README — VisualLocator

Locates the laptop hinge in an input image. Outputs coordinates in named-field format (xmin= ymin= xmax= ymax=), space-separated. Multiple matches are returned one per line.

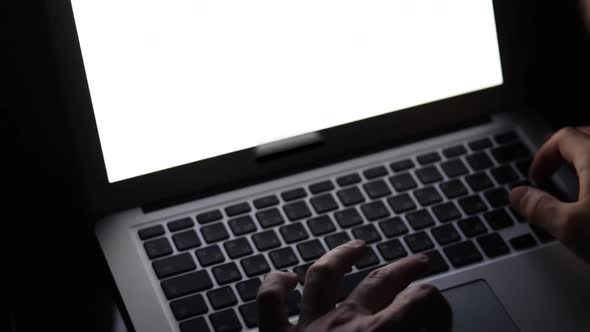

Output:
xmin=254 ymin=131 xmax=324 ymax=159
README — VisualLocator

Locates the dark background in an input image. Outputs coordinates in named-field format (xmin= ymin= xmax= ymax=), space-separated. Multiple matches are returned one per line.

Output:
xmin=7 ymin=1 xmax=589 ymax=331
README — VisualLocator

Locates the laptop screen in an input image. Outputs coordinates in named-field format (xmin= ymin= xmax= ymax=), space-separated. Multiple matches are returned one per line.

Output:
xmin=70 ymin=0 xmax=503 ymax=183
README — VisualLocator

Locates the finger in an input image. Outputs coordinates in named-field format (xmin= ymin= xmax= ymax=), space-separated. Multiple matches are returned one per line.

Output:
xmin=576 ymin=126 xmax=590 ymax=136
xmin=510 ymin=186 xmax=571 ymax=238
xmin=345 ymin=254 xmax=429 ymax=313
xmin=299 ymin=240 xmax=367 ymax=326
xmin=371 ymin=283 xmax=452 ymax=332
xmin=256 ymin=271 xmax=298 ymax=332
xmin=529 ymin=127 xmax=590 ymax=199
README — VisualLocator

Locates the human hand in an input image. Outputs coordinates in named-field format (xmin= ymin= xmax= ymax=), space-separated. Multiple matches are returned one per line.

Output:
xmin=510 ymin=127 xmax=590 ymax=263
xmin=256 ymin=240 xmax=452 ymax=332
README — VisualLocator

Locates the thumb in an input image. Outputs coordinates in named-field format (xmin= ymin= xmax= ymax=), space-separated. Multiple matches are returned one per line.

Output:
xmin=509 ymin=186 xmax=564 ymax=237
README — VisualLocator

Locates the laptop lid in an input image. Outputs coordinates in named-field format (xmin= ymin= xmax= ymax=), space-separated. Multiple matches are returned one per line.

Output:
xmin=45 ymin=0 xmax=526 ymax=216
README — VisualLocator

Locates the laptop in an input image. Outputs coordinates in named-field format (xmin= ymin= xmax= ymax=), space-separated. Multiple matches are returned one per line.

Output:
xmin=45 ymin=1 xmax=590 ymax=331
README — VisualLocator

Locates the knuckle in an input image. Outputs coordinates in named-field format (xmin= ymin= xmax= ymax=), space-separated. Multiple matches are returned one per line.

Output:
xmin=307 ymin=260 xmax=337 ymax=280
xmin=558 ymin=126 xmax=577 ymax=139
xmin=414 ymin=283 xmax=438 ymax=296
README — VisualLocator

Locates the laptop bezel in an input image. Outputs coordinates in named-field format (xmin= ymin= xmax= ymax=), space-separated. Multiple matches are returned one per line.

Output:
xmin=44 ymin=0 xmax=527 ymax=216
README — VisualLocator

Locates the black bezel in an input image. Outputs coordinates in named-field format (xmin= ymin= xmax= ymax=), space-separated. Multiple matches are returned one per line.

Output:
xmin=45 ymin=0 xmax=526 ymax=216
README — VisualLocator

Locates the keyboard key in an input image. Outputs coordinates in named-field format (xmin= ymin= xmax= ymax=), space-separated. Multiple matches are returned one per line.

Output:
xmin=223 ymin=237 xmax=253 ymax=259
xmin=378 ymin=217 xmax=409 ymax=238
xmin=363 ymin=165 xmax=388 ymax=179
xmin=325 ymin=231 xmax=352 ymax=249
xmin=252 ymin=230 xmax=281 ymax=251
xmin=442 ymin=145 xmax=467 ymax=158
xmin=336 ymin=186 xmax=366 ymax=206
xmin=406 ymin=210 xmax=435 ymax=230
xmin=241 ymin=254 xmax=271 ymax=277
xmin=466 ymin=153 xmax=493 ymax=171
xmin=336 ymin=173 xmax=362 ymax=187
xmin=417 ymin=152 xmax=441 ymax=165
xmin=423 ymin=250 xmax=450 ymax=277
xmin=457 ymin=216 xmax=488 ymax=237
xmin=439 ymin=179 xmax=468 ymax=199
xmin=307 ymin=215 xmax=336 ymax=236
xmin=458 ymin=195 xmax=488 ymax=215
xmin=162 ymin=270 xmax=213 ymax=300
xmin=171 ymin=293 xmax=208 ymax=320
xmin=441 ymin=159 xmax=469 ymax=178
xmin=352 ymin=224 xmax=382 ymax=243
xmin=297 ymin=239 xmax=326 ymax=261
xmin=515 ymin=159 xmax=532 ymax=177
xmin=387 ymin=194 xmax=417 ymax=213
xmin=212 ymin=262 xmax=242 ymax=285
xmin=469 ymin=138 xmax=492 ymax=151
xmin=269 ymin=247 xmax=299 ymax=268
xmin=334 ymin=208 xmax=364 ymax=228
xmin=309 ymin=180 xmax=335 ymax=194
xmin=415 ymin=166 xmax=443 ymax=185
xmin=196 ymin=244 xmax=225 ymax=267
xmin=360 ymin=200 xmax=390 ymax=221
xmin=286 ymin=290 xmax=302 ymax=316
xmin=209 ymin=308 xmax=242 ymax=332
xmin=390 ymin=158 xmax=415 ymax=172
xmin=432 ymin=202 xmax=461 ymax=223
xmin=491 ymin=142 xmax=530 ymax=164
xmin=413 ymin=186 xmax=443 ymax=206
xmin=484 ymin=209 xmax=514 ymax=230
xmin=279 ymin=222 xmax=309 ymax=243
xmin=173 ymin=230 xmax=201 ymax=251
xmin=167 ymin=218 xmax=194 ymax=232
xmin=354 ymin=247 xmax=380 ymax=269
xmin=465 ymin=172 xmax=494 ymax=191
xmin=200 ymin=223 xmax=229 ymax=244
xmin=256 ymin=208 xmax=286 ymax=228
xmin=138 ymin=224 xmax=165 ymax=240
xmin=238 ymin=302 xmax=258 ymax=328
xmin=310 ymin=193 xmax=339 ymax=214
xmin=225 ymin=202 xmax=251 ymax=217
xmin=293 ymin=262 xmax=314 ymax=284
xmin=196 ymin=210 xmax=223 ymax=225
xmin=284 ymin=201 xmax=312 ymax=221
xmin=510 ymin=234 xmax=537 ymax=250
xmin=484 ymin=188 xmax=509 ymax=208
xmin=491 ymin=166 xmax=519 ymax=184
xmin=404 ymin=231 xmax=434 ymax=253
xmin=253 ymin=195 xmax=279 ymax=209
xmin=338 ymin=267 xmax=377 ymax=301
xmin=431 ymin=224 xmax=461 ymax=245
xmin=377 ymin=239 xmax=407 ymax=261
xmin=389 ymin=173 xmax=418 ymax=191
xmin=477 ymin=233 xmax=510 ymax=258
xmin=179 ymin=316 xmax=210 ymax=332
xmin=228 ymin=215 xmax=257 ymax=236
xmin=363 ymin=179 xmax=392 ymax=199
xmin=530 ymin=224 xmax=554 ymax=242
xmin=153 ymin=253 xmax=196 ymax=279
xmin=281 ymin=188 xmax=307 ymax=201
xmin=443 ymin=241 xmax=483 ymax=268
xmin=207 ymin=286 xmax=238 ymax=310
xmin=494 ymin=131 xmax=518 ymax=145
xmin=144 ymin=237 xmax=173 ymax=259
xmin=236 ymin=278 xmax=261 ymax=302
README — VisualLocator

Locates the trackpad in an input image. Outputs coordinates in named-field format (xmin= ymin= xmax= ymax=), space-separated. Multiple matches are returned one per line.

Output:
xmin=443 ymin=280 xmax=519 ymax=332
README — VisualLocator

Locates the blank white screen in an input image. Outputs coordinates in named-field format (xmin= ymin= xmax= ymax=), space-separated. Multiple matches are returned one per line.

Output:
xmin=71 ymin=0 xmax=503 ymax=183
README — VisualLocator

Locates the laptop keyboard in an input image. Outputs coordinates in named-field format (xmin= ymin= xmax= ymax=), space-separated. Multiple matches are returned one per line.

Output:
xmin=137 ymin=130 xmax=557 ymax=332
